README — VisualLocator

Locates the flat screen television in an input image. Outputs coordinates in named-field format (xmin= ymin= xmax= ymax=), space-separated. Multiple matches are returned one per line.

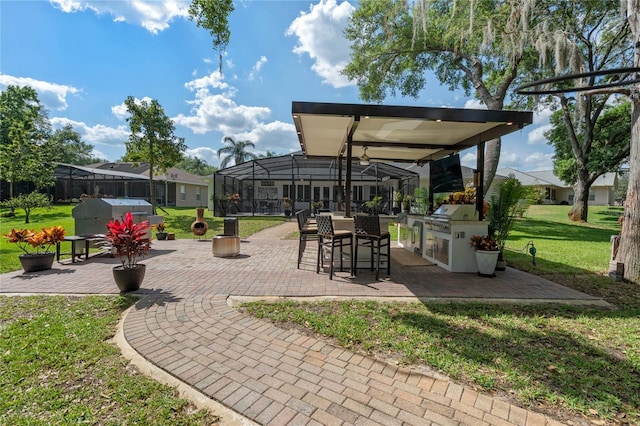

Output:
xmin=430 ymin=154 xmax=465 ymax=193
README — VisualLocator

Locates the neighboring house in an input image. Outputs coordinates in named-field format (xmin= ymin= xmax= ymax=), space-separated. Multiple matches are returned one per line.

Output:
xmin=91 ymin=163 xmax=209 ymax=208
xmin=497 ymin=167 xmax=618 ymax=206
xmin=50 ymin=162 xmax=209 ymax=208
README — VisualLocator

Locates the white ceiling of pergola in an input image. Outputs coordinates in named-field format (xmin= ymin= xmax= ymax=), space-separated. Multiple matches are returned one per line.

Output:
xmin=292 ymin=102 xmax=534 ymax=164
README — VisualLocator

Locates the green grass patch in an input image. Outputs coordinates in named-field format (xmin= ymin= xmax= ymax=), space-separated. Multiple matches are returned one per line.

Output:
xmin=0 ymin=204 xmax=285 ymax=273
xmin=242 ymin=300 xmax=640 ymax=423
xmin=0 ymin=295 xmax=219 ymax=425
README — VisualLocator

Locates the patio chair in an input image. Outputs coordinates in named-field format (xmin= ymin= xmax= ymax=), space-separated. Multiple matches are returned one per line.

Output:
xmin=316 ymin=214 xmax=353 ymax=280
xmin=354 ymin=214 xmax=391 ymax=280
xmin=296 ymin=210 xmax=318 ymax=268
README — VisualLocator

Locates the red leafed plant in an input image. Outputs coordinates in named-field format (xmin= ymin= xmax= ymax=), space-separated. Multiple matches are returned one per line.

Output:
xmin=105 ymin=212 xmax=150 ymax=269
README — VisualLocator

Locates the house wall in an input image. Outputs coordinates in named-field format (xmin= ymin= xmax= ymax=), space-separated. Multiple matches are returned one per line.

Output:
xmin=566 ymin=187 xmax=614 ymax=206
xmin=174 ymin=183 xmax=209 ymax=208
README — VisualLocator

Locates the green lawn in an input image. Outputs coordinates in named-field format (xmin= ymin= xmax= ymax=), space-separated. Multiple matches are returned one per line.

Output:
xmin=0 ymin=296 xmax=220 ymax=425
xmin=0 ymin=204 xmax=285 ymax=273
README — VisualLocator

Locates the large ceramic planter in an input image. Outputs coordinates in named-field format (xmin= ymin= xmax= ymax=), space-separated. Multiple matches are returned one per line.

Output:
xmin=475 ymin=250 xmax=499 ymax=277
xmin=156 ymin=232 xmax=167 ymax=240
xmin=19 ymin=252 xmax=55 ymax=273
xmin=112 ymin=264 xmax=146 ymax=292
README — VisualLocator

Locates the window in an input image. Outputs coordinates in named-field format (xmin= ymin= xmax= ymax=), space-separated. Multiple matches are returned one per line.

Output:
xmin=195 ymin=187 xmax=201 ymax=201
xmin=352 ymin=185 xmax=364 ymax=202
xmin=180 ymin=185 xmax=186 ymax=201
xmin=296 ymin=184 xmax=310 ymax=201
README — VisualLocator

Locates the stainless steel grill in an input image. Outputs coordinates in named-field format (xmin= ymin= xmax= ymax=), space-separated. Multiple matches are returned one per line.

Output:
xmin=424 ymin=204 xmax=478 ymax=234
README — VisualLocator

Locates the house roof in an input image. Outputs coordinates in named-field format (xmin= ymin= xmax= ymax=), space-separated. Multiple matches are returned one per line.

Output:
xmin=89 ymin=162 xmax=208 ymax=186
xmin=293 ymin=101 xmax=533 ymax=164
xmin=498 ymin=168 xmax=618 ymax=188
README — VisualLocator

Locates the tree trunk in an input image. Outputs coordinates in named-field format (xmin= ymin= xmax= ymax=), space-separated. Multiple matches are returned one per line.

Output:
xmin=568 ymin=177 xmax=589 ymax=222
xmin=483 ymin=138 xmax=501 ymax=195
xmin=617 ymin=0 xmax=640 ymax=283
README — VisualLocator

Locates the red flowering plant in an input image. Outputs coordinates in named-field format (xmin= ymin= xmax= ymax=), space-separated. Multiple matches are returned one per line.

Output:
xmin=469 ymin=235 xmax=499 ymax=251
xmin=3 ymin=226 xmax=66 ymax=254
xmin=105 ymin=212 xmax=150 ymax=269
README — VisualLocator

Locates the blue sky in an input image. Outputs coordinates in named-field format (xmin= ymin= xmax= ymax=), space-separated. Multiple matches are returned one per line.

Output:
xmin=0 ymin=0 xmax=554 ymax=171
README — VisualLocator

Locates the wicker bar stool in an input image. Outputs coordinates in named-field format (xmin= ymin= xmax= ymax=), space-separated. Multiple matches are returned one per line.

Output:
xmin=295 ymin=210 xmax=318 ymax=268
xmin=354 ymin=214 xmax=391 ymax=280
xmin=315 ymin=214 xmax=353 ymax=280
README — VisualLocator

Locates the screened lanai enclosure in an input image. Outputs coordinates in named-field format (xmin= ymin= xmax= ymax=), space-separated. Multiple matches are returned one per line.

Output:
xmin=213 ymin=152 xmax=419 ymax=217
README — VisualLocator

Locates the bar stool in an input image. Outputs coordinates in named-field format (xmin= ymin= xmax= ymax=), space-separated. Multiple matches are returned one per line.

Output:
xmin=296 ymin=210 xmax=317 ymax=268
xmin=316 ymin=214 xmax=353 ymax=280
xmin=354 ymin=215 xmax=391 ymax=280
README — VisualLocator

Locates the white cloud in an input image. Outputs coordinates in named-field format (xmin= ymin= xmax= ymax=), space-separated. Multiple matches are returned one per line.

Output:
xmin=523 ymin=152 xmax=554 ymax=171
xmin=49 ymin=0 xmax=189 ymax=34
xmin=186 ymin=146 xmax=221 ymax=168
xmin=49 ymin=117 xmax=129 ymax=161
xmin=286 ymin=0 xmax=355 ymax=88
xmin=110 ymin=96 xmax=155 ymax=120
xmin=463 ymin=99 xmax=486 ymax=109
xmin=0 ymin=74 xmax=80 ymax=111
xmin=233 ymin=121 xmax=299 ymax=153
xmin=174 ymin=72 xmax=273 ymax=136
xmin=185 ymin=71 xmax=230 ymax=92
xmin=50 ymin=117 xmax=129 ymax=147
xmin=527 ymin=124 xmax=552 ymax=145
xmin=460 ymin=151 xmax=477 ymax=169
xmin=248 ymin=56 xmax=268 ymax=81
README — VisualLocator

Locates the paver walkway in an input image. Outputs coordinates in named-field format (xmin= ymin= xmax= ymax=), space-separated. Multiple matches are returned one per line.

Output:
xmin=1 ymin=221 xmax=604 ymax=425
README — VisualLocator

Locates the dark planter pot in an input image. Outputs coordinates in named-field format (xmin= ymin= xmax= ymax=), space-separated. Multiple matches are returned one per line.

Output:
xmin=112 ymin=264 xmax=146 ymax=293
xmin=156 ymin=232 xmax=167 ymax=240
xmin=19 ymin=252 xmax=55 ymax=273
xmin=284 ymin=209 xmax=292 ymax=217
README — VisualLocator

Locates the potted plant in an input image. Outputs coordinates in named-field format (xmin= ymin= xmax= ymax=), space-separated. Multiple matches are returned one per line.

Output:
xmin=486 ymin=177 xmax=532 ymax=270
xmin=312 ymin=200 xmax=324 ymax=214
xmin=363 ymin=195 xmax=383 ymax=215
xmin=155 ymin=222 xmax=167 ymax=240
xmin=283 ymin=197 xmax=292 ymax=217
xmin=104 ymin=212 xmax=150 ymax=292
xmin=470 ymin=234 xmax=499 ymax=277
xmin=402 ymin=195 xmax=412 ymax=213
xmin=3 ymin=226 xmax=66 ymax=272
xmin=393 ymin=191 xmax=403 ymax=214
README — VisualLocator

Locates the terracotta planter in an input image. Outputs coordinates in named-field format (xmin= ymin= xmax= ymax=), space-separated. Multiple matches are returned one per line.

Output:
xmin=112 ymin=264 xmax=146 ymax=292
xmin=19 ymin=252 xmax=55 ymax=273
xmin=475 ymin=250 xmax=499 ymax=277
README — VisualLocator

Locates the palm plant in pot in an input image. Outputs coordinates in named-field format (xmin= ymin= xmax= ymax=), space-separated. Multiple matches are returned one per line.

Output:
xmin=487 ymin=177 xmax=533 ymax=270
xmin=105 ymin=212 xmax=150 ymax=292
xmin=3 ymin=226 xmax=66 ymax=272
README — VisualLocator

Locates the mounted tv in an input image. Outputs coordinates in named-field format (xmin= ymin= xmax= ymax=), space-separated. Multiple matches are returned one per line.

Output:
xmin=430 ymin=154 xmax=465 ymax=193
